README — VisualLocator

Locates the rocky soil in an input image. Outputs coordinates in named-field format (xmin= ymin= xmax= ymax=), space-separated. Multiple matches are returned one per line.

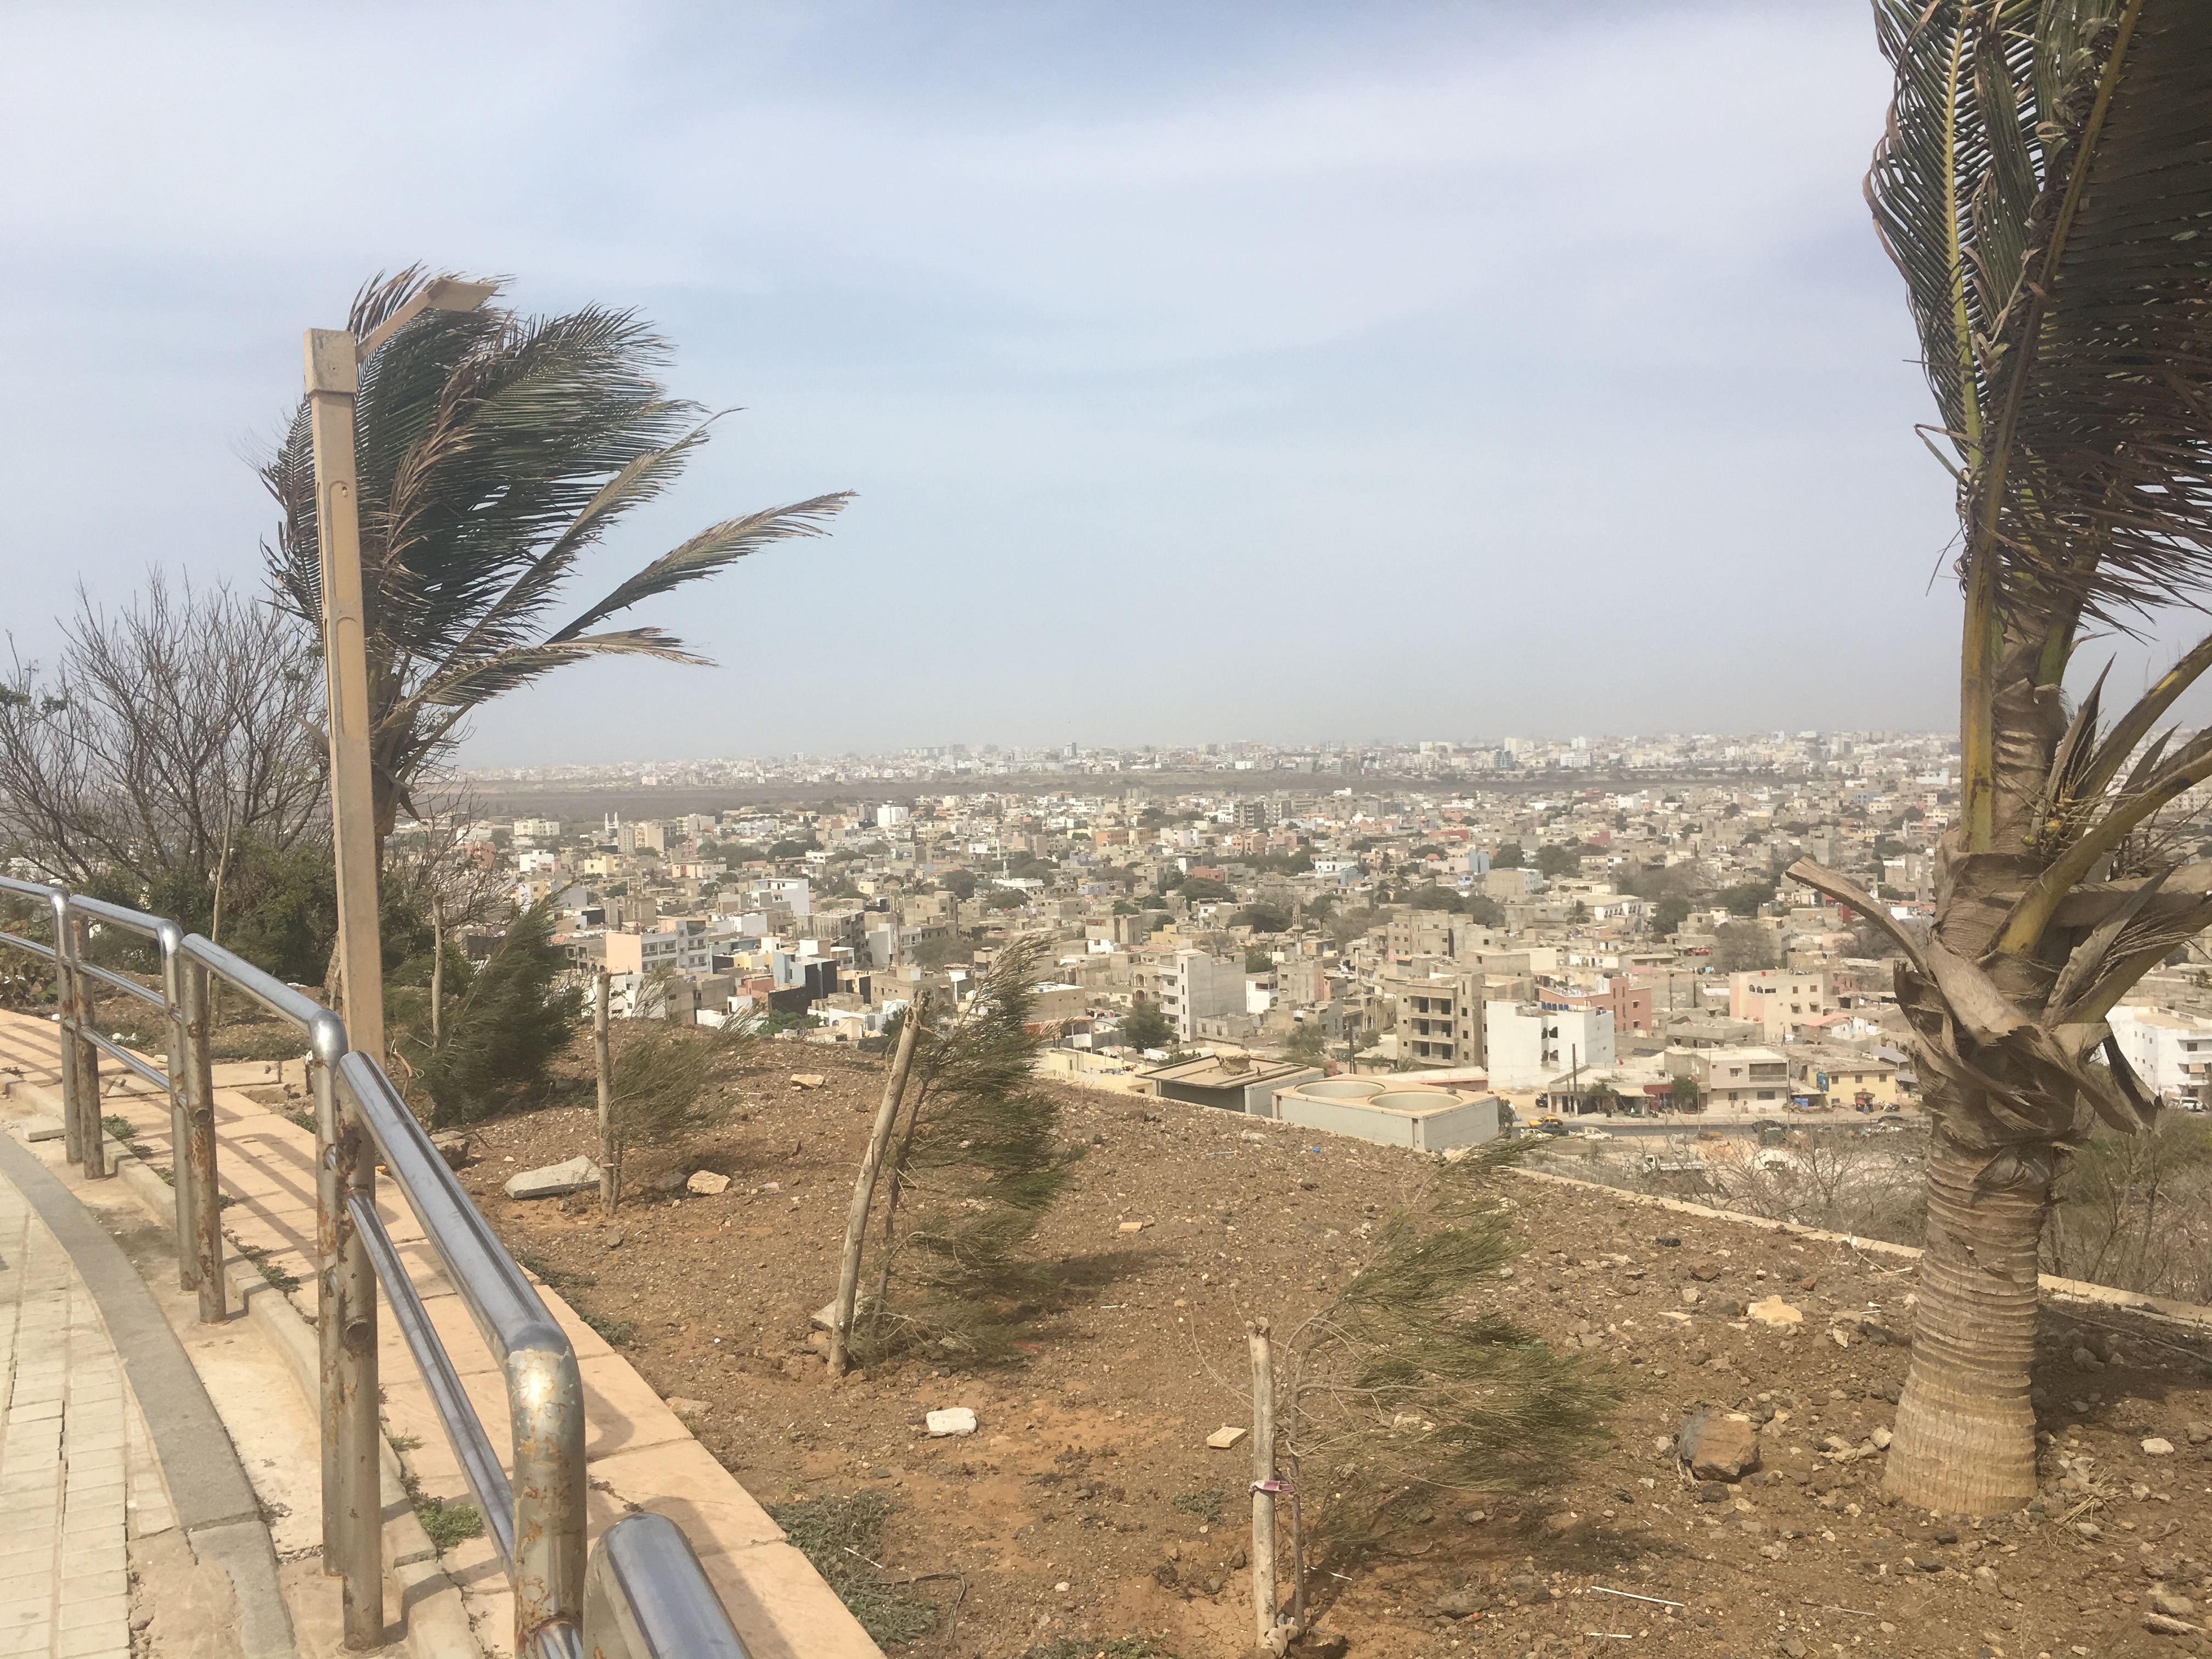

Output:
xmin=458 ymin=1043 xmax=2212 ymax=1659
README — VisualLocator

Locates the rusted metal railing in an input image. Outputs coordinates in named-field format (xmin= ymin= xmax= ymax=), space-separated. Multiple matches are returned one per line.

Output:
xmin=0 ymin=874 xmax=748 ymax=1657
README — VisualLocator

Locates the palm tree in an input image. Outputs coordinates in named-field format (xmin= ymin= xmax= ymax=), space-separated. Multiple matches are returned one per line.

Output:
xmin=1795 ymin=2 xmax=2212 ymax=1514
xmin=262 ymin=268 xmax=850 ymax=859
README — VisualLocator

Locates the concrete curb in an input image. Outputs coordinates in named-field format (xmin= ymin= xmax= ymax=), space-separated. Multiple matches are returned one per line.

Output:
xmin=1508 ymin=1164 xmax=2212 ymax=1330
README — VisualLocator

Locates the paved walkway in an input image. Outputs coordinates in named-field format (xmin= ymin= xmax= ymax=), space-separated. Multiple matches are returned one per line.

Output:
xmin=0 ymin=1164 xmax=167 ymax=1659
xmin=0 ymin=1006 xmax=878 ymax=1659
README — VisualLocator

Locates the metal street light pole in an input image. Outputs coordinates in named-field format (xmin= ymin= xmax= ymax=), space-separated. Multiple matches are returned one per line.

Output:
xmin=304 ymin=279 xmax=495 ymax=1063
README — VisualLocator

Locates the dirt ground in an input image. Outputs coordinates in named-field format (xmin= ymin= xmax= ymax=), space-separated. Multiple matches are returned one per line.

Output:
xmin=456 ymin=1043 xmax=2212 ymax=1659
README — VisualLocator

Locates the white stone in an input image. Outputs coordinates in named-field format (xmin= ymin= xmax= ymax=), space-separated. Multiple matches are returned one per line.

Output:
xmin=1870 ymin=1426 xmax=1893 ymax=1450
xmin=2142 ymin=1437 xmax=2176 ymax=1456
xmin=790 ymin=1074 xmax=826 ymax=1089
xmin=926 ymin=1408 xmax=977 ymax=1437
xmin=1747 ymin=1296 xmax=1804 ymax=1327
xmin=1206 ymin=1426 xmax=1249 ymax=1450
xmin=685 ymin=1170 xmax=731 ymax=1195
xmin=504 ymin=1155 xmax=602 ymax=1199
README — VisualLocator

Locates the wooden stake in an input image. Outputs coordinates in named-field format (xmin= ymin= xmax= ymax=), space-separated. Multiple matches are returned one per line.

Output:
xmin=830 ymin=994 xmax=927 ymax=1374
xmin=595 ymin=968 xmax=616 ymax=1211
xmin=1250 ymin=1319 xmax=1278 ymax=1645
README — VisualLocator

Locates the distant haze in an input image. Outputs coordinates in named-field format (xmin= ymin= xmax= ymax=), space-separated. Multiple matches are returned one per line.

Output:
xmin=6 ymin=1 xmax=2210 ymax=763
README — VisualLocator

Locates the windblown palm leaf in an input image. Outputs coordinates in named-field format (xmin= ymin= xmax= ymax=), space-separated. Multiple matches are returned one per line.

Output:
xmin=263 ymin=267 xmax=851 ymax=840
xmin=1832 ymin=0 xmax=2212 ymax=1516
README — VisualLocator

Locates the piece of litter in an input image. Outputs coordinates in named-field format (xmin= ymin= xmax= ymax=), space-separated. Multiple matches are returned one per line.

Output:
xmin=1590 ymin=1587 xmax=1684 ymax=1608
xmin=1206 ymin=1426 xmax=1249 ymax=1450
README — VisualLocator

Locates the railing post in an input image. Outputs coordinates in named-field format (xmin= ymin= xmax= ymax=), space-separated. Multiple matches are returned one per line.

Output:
xmin=180 ymin=958 xmax=225 ymax=1322
xmin=157 ymin=924 xmax=195 ymax=1291
xmin=61 ymin=909 xmax=108 ymax=1180
xmin=49 ymin=893 xmax=81 ymax=1163
xmin=314 ymin=1022 xmax=381 ymax=1646
xmin=510 ymin=1334 xmax=587 ymax=1653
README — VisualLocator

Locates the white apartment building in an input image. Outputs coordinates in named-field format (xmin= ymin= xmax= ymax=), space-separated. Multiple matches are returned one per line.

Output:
xmin=2107 ymin=1005 xmax=2212 ymax=1107
xmin=1157 ymin=950 xmax=1246 ymax=1042
xmin=876 ymin=804 xmax=911 ymax=828
xmin=1484 ymin=1002 xmax=1615 ymax=1090
xmin=752 ymin=877 xmax=811 ymax=917
xmin=602 ymin=921 xmax=711 ymax=978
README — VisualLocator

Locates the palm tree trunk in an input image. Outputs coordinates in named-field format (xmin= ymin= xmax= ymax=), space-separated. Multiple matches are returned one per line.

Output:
xmin=1883 ymin=1116 xmax=2052 ymax=1513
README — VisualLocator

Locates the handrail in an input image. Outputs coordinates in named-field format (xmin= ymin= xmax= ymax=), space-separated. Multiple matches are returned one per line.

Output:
xmin=586 ymin=1515 xmax=752 ymax=1659
xmin=80 ymin=958 xmax=165 ymax=1006
xmin=84 ymin=1028 xmax=170 ymax=1092
xmin=338 ymin=1052 xmax=569 ymax=1364
xmin=0 ymin=877 xmax=744 ymax=1657
xmin=349 ymin=1192 xmax=518 ymax=1570
xmin=338 ymin=1051 xmax=585 ymax=1649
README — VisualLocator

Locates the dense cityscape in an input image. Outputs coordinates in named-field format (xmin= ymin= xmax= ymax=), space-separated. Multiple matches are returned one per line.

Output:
xmin=430 ymin=727 xmax=2212 ymax=1125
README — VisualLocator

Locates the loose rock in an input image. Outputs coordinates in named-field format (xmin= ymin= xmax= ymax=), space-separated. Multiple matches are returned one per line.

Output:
xmin=1748 ymin=1296 xmax=1804 ymax=1327
xmin=504 ymin=1155 xmax=602 ymax=1200
xmin=1207 ymin=1426 xmax=1250 ymax=1451
xmin=1434 ymin=1587 xmax=1488 ymax=1619
xmin=685 ymin=1169 xmax=731 ymax=1195
xmin=1677 ymin=1410 xmax=1762 ymax=1481
xmin=926 ymin=1407 xmax=978 ymax=1436
xmin=2143 ymin=1437 xmax=2176 ymax=1456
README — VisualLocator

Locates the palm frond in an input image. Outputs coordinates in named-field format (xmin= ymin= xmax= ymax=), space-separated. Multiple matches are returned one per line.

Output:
xmin=545 ymin=492 xmax=853 ymax=645
xmin=434 ymin=417 xmax=725 ymax=669
xmin=404 ymin=630 xmax=709 ymax=714
xmin=1878 ymin=0 xmax=2212 ymax=633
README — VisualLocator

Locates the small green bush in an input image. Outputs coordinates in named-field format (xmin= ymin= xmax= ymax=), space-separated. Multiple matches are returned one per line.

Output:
xmin=415 ymin=1497 xmax=484 ymax=1551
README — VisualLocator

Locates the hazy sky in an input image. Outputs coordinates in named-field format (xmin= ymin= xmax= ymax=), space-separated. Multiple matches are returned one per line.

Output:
xmin=5 ymin=1 xmax=2204 ymax=765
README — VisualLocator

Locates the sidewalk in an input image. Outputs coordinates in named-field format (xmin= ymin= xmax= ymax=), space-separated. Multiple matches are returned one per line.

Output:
xmin=0 ymin=1170 xmax=153 ymax=1659
xmin=0 ymin=1007 xmax=878 ymax=1659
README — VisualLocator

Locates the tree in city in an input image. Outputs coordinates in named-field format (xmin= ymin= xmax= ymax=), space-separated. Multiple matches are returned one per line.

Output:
xmin=1278 ymin=1142 xmax=1617 ymax=1553
xmin=1712 ymin=921 xmax=1777 ymax=974
xmin=0 ymin=574 xmax=325 ymax=933
xmin=1668 ymin=1075 xmax=1702 ymax=1115
xmin=1283 ymin=1021 xmax=1329 ymax=1065
xmin=1712 ymin=878 xmax=1778 ymax=918
xmin=1119 ymin=1002 xmax=1174 ymax=1051
xmin=1235 ymin=901 xmax=1294 ymax=934
xmin=849 ymin=940 xmax=1073 ymax=1361
xmin=262 ymin=268 xmax=850 ymax=864
xmin=1533 ymin=843 xmax=1580 ymax=879
xmin=387 ymin=900 xmax=580 ymax=1125
xmin=1491 ymin=841 xmax=1526 ymax=869
xmin=587 ymin=996 xmax=755 ymax=1212
xmin=1652 ymin=894 xmax=1692 ymax=936
xmin=1795 ymin=0 xmax=2212 ymax=1513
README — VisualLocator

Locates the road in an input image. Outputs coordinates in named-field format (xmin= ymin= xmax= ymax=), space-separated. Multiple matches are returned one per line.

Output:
xmin=1521 ymin=1114 xmax=1917 ymax=1141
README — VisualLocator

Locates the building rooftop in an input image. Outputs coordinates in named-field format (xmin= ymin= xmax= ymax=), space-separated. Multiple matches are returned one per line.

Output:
xmin=1141 ymin=1054 xmax=1314 ymax=1090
